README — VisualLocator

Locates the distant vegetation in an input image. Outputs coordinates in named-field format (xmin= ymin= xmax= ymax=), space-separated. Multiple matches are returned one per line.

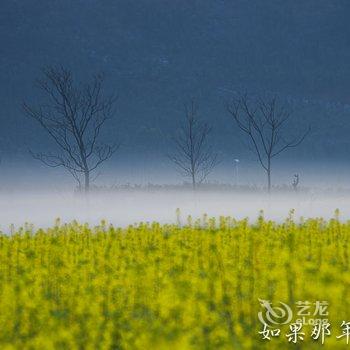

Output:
xmin=84 ymin=182 xmax=310 ymax=193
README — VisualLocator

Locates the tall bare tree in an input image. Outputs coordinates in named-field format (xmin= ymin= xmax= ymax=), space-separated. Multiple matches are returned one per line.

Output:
xmin=169 ymin=100 xmax=218 ymax=190
xmin=226 ymin=94 xmax=310 ymax=192
xmin=23 ymin=66 xmax=119 ymax=192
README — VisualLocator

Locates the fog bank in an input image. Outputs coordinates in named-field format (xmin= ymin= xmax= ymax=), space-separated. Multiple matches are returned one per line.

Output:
xmin=0 ymin=190 xmax=348 ymax=231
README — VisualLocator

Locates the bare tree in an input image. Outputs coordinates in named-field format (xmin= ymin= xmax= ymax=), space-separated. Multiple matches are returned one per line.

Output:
xmin=23 ymin=66 xmax=119 ymax=192
xmin=226 ymin=94 xmax=310 ymax=192
xmin=169 ymin=99 xmax=218 ymax=190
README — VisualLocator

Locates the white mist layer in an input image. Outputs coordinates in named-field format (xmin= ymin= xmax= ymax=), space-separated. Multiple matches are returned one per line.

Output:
xmin=0 ymin=190 xmax=348 ymax=231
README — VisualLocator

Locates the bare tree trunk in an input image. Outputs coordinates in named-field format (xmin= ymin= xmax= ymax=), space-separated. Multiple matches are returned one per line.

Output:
xmin=267 ymin=159 xmax=271 ymax=193
xmin=191 ymin=173 xmax=196 ymax=191
xmin=84 ymin=170 xmax=90 ymax=193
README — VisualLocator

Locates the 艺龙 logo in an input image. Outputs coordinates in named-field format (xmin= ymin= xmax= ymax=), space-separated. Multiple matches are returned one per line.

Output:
xmin=258 ymin=298 xmax=293 ymax=325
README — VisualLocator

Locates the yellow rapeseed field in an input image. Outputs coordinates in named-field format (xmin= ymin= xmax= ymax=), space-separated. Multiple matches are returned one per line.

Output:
xmin=0 ymin=211 xmax=349 ymax=349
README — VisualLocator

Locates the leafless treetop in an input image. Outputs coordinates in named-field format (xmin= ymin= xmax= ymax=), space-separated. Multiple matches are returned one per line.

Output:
xmin=169 ymin=99 xmax=218 ymax=187
xmin=23 ymin=66 xmax=119 ymax=188
xmin=227 ymin=94 xmax=310 ymax=172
